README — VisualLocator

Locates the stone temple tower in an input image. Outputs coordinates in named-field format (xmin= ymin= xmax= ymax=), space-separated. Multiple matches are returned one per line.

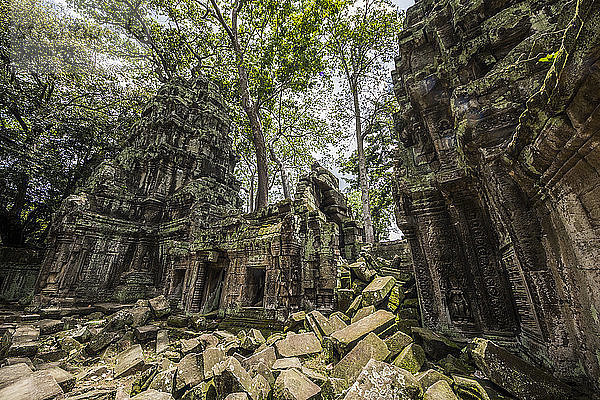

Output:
xmin=36 ymin=75 xmax=242 ymax=302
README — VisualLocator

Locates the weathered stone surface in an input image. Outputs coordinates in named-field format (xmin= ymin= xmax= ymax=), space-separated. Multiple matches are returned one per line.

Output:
xmin=328 ymin=312 xmax=348 ymax=332
xmin=273 ymin=368 xmax=321 ymax=400
xmin=131 ymin=389 xmax=174 ymax=400
xmin=181 ymin=338 xmax=202 ymax=354
xmin=203 ymin=347 xmax=226 ymax=379
xmin=384 ymin=330 xmax=413 ymax=359
xmin=156 ymin=330 xmax=169 ymax=354
xmin=393 ymin=343 xmax=425 ymax=374
xmin=332 ymin=333 xmax=390 ymax=386
xmin=423 ymin=380 xmax=458 ymax=400
xmin=8 ymin=325 xmax=39 ymax=357
xmin=348 ymin=261 xmax=375 ymax=282
xmin=176 ymin=353 xmax=204 ymax=390
xmin=42 ymin=366 xmax=75 ymax=392
xmin=470 ymin=338 xmax=571 ymax=399
xmin=415 ymin=369 xmax=453 ymax=391
xmin=131 ymin=307 xmax=152 ymax=328
xmin=250 ymin=374 xmax=270 ymax=400
xmin=114 ymin=344 xmax=145 ymax=378
xmin=350 ymin=305 xmax=374 ymax=324
xmin=392 ymin=0 xmax=600 ymax=388
xmin=361 ymin=276 xmax=395 ymax=307
xmin=305 ymin=311 xmax=333 ymax=340
xmin=272 ymin=357 xmax=302 ymax=371
xmin=0 ymin=362 xmax=33 ymax=389
xmin=224 ymin=393 xmax=248 ymax=400
xmin=36 ymin=319 xmax=64 ymax=335
xmin=411 ymin=327 xmax=461 ymax=361
xmin=343 ymin=359 xmax=421 ymax=400
xmin=149 ymin=296 xmax=171 ymax=318
xmin=275 ymin=332 xmax=322 ymax=358
xmin=180 ymin=381 xmax=217 ymax=400
xmin=213 ymin=357 xmax=255 ymax=399
xmin=148 ymin=368 xmax=176 ymax=394
xmin=135 ymin=325 xmax=160 ymax=343
xmin=330 ymin=310 xmax=395 ymax=352
xmin=0 ymin=370 xmax=63 ymax=400
xmin=242 ymin=346 xmax=276 ymax=370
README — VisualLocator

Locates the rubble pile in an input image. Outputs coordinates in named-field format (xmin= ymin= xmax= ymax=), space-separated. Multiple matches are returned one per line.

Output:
xmin=0 ymin=253 xmax=582 ymax=400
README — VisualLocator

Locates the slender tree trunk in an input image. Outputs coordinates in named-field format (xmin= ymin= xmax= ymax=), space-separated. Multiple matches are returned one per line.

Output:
xmin=249 ymin=172 xmax=255 ymax=213
xmin=352 ymin=87 xmax=375 ymax=243
xmin=269 ymin=145 xmax=291 ymax=199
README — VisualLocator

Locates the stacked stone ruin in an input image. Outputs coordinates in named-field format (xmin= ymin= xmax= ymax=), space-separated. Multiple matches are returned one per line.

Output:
xmin=34 ymin=75 xmax=363 ymax=327
xmin=391 ymin=0 xmax=600 ymax=389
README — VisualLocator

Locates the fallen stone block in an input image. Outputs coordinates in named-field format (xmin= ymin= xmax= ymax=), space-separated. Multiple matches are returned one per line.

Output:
xmin=305 ymin=311 xmax=334 ymax=341
xmin=248 ymin=360 xmax=275 ymax=387
xmin=452 ymin=375 xmax=500 ymax=400
xmin=156 ymin=330 xmax=169 ymax=354
xmin=131 ymin=306 xmax=152 ymax=328
xmin=423 ymin=380 xmax=458 ymax=400
xmin=42 ymin=366 xmax=75 ymax=392
xmin=242 ymin=346 xmax=276 ymax=370
xmin=411 ymin=327 xmax=461 ymax=360
xmin=8 ymin=325 xmax=39 ymax=357
xmin=181 ymin=338 xmax=202 ymax=354
xmin=213 ymin=356 xmax=256 ymax=399
xmin=384 ymin=330 xmax=413 ymax=359
xmin=348 ymin=260 xmax=376 ymax=282
xmin=361 ymin=276 xmax=395 ymax=307
xmin=343 ymin=359 xmax=422 ymax=400
xmin=415 ymin=369 xmax=453 ymax=390
xmin=275 ymin=332 xmax=322 ymax=358
xmin=251 ymin=373 xmax=270 ymax=400
xmin=135 ymin=325 xmax=160 ymax=343
xmin=330 ymin=310 xmax=395 ymax=353
xmin=332 ymin=333 xmax=390 ymax=387
xmin=272 ymin=357 xmax=302 ymax=371
xmin=225 ymin=393 xmax=249 ymax=400
xmin=148 ymin=368 xmax=176 ymax=394
xmin=149 ymin=295 xmax=171 ymax=318
xmin=114 ymin=344 xmax=145 ymax=378
xmin=469 ymin=338 xmax=571 ymax=400
xmin=350 ymin=305 xmax=374 ymax=324
xmin=131 ymin=389 xmax=174 ymax=399
xmin=345 ymin=295 xmax=363 ymax=316
xmin=0 ymin=362 xmax=33 ymax=390
xmin=301 ymin=366 xmax=328 ymax=384
xmin=393 ymin=343 xmax=425 ymax=373
xmin=0 ymin=370 xmax=63 ymax=400
xmin=176 ymin=353 xmax=204 ymax=390
xmin=328 ymin=313 xmax=348 ymax=332
xmin=167 ymin=314 xmax=189 ymax=328
xmin=273 ymin=368 xmax=321 ymax=400
xmin=104 ymin=310 xmax=133 ymax=332
xmin=285 ymin=311 xmax=306 ymax=332
xmin=36 ymin=319 xmax=64 ymax=335
xmin=203 ymin=346 xmax=226 ymax=379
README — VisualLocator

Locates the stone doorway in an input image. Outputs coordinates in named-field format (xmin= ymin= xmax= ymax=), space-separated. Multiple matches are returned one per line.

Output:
xmin=245 ymin=267 xmax=265 ymax=307
xmin=200 ymin=266 xmax=224 ymax=313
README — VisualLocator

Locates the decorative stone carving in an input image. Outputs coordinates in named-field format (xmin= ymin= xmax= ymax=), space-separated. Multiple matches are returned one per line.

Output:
xmin=392 ymin=0 xmax=600 ymax=388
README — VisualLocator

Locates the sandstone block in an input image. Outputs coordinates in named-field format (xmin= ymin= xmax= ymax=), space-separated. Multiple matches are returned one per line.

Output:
xmin=135 ymin=325 xmax=160 ymax=343
xmin=115 ymin=344 xmax=145 ymax=378
xmin=384 ymin=330 xmax=413 ymax=359
xmin=345 ymin=295 xmax=362 ymax=316
xmin=149 ymin=295 xmax=171 ymax=318
xmin=348 ymin=261 xmax=376 ymax=282
xmin=42 ymin=366 xmax=75 ymax=392
xmin=423 ymin=380 xmax=458 ymax=400
xmin=285 ymin=311 xmax=307 ymax=332
xmin=242 ymin=346 xmax=276 ymax=370
xmin=181 ymin=338 xmax=202 ymax=354
xmin=156 ymin=330 xmax=169 ymax=354
xmin=275 ymin=332 xmax=322 ymax=358
xmin=415 ymin=369 xmax=453 ymax=390
xmin=203 ymin=346 xmax=226 ymax=379
xmin=361 ymin=276 xmax=395 ymax=306
xmin=131 ymin=389 xmax=174 ymax=400
xmin=148 ymin=368 xmax=176 ymax=394
xmin=411 ymin=327 xmax=461 ymax=360
xmin=0 ymin=362 xmax=32 ymax=390
xmin=272 ymin=357 xmax=302 ymax=371
xmin=273 ymin=368 xmax=321 ymax=400
xmin=131 ymin=306 xmax=152 ymax=327
xmin=0 ymin=370 xmax=63 ymax=400
xmin=350 ymin=305 xmax=374 ymax=324
xmin=393 ymin=343 xmax=425 ymax=373
xmin=332 ymin=333 xmax=390 ymax=387
xmin=213 ymin=356 xmax=256 ymax=400
xmin=36 ymin=319 xmax=64 ymax=335
xmin=225 ymin=393 xmax=249 ymax=400
xmin=469 ymin=338 xmax=571 ymax=400
xmin=176 ymin=353 xmax=204 ymax=390
xmin=343 ymin=359 xmax=421 ymax=400
xmin=305 ymin=310 xmax=334 ymax=340
xmin=330 ymin=310 xmax=395 ymax=352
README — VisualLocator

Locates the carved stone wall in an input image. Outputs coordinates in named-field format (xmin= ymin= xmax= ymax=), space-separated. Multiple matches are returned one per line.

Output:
xmin=36 ymin=75 xmax=241 ymax=302
xmin=0 ymin=247 xmax=41 ymax=302
xmin=36 ymin=76 xmax=361 ymax=324
xmin=392 ymin=0 xmax=600 ymax=386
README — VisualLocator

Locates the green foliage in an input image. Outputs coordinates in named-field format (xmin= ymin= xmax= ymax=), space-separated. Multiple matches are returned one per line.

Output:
xmin=0 ymin=0 xmax=152 ymax=245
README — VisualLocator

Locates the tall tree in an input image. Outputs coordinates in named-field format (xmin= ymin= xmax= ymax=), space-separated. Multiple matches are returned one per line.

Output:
xmin=0 ymin=0 xmax=150 ymax=246
xmin=325 ymin=0 xmax=399 ymax=243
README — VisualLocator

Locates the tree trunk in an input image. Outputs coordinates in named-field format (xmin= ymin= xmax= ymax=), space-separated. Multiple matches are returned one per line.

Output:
xmin=352 ymin=87 xmax=375 ymax=243
xmin=269 ymin=145 xmax=291 ymax=199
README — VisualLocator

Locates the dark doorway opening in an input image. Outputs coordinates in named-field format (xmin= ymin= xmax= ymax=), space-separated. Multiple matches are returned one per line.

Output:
xmin=200 ymin=266 xmax=224 ymax=313
xmin=172 ymin=269 xmax=185 ymax=300
xmin=245 ymin=267 xmax=265 ymax=307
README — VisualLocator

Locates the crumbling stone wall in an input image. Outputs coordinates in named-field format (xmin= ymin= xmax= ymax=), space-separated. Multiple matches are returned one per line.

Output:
xmin=392 ymin=0 xmax=600 ymax=386
xmin=0 ymin=247 xmax=41 ymax=302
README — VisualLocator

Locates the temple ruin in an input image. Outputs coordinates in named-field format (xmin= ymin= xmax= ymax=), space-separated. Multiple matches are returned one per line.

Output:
xmin=34 ymin=75 xmax=362 ymax=324
xmin=392 ymin=0 xmax=600 ymax=387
